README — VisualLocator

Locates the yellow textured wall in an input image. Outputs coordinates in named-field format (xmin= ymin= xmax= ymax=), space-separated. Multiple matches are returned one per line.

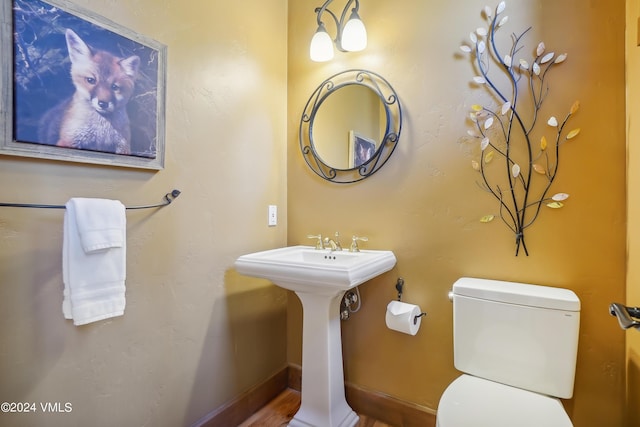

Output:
xmin=627 ymin=1 xmax=640 ymax=426
xmin=0 ymin=0 xmax=288 ymax=426
xmin=288 ymin=1 xmax=626 ymax=426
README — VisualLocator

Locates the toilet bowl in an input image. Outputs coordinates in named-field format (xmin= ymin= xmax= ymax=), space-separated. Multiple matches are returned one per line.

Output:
xmin=436 ymin=375 xmax=572 ymax=427
xmin=436 ymin=278 xmax=580 ymax=427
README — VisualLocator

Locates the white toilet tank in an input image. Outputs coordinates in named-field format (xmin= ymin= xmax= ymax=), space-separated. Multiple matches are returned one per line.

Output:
xmin=451 ymin=277 xmax=580 ymax=398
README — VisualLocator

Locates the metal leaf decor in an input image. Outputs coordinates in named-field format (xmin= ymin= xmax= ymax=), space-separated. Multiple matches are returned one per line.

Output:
xmin=458 ymin=2 xmax=580 ymax=256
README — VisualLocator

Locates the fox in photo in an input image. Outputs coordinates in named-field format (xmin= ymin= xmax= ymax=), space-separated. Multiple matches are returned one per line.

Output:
xmin=38 ymin=29 xmax=140 ymax=155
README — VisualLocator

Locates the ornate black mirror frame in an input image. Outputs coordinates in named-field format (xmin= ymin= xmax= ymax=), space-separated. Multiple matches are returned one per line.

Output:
xmin=299 ymin=69 xmax=402 ymax=184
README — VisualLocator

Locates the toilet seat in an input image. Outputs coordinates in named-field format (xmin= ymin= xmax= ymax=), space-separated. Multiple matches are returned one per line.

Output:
xmin=436 ymin=374 xmax=573 ymax=427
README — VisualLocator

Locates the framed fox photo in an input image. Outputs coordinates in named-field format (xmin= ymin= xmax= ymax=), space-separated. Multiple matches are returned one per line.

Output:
xmin=0 ymin=0 xmax=167 ymax=169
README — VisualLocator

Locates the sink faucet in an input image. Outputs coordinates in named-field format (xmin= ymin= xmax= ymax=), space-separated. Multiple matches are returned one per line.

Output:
xmin=324 ymin=232 xmax=343 ymax=252
xmin=308 ymin=232 xmax=343 ymax=251
xmin=324 ymin=237 xmax=338 ymax=251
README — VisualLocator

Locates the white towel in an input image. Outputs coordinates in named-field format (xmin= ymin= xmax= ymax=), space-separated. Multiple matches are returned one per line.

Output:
xmin=63 ymin=198 xmax=126 ymax=326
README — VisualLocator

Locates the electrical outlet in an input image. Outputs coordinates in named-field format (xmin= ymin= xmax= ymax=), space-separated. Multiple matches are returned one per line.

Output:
xmin=268 ymin=205 xmax=277 ymax=226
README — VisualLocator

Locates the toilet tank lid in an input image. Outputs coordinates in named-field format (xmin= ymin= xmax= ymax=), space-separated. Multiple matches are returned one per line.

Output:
xmin=453 ymin=277 xmax=580 ymax=311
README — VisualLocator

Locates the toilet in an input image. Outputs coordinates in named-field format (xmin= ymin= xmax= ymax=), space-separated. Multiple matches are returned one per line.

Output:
xmin=436 ymin=277 xmax=581 ymax=427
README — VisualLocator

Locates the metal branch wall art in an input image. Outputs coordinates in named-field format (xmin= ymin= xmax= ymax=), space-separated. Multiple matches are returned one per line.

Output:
xmin=459 ymin=1 xmax=580 ymax=256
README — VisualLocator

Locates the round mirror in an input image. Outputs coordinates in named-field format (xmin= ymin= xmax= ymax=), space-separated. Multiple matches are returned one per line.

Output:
xmin=299 ymin=69 xmax=402 ymax=183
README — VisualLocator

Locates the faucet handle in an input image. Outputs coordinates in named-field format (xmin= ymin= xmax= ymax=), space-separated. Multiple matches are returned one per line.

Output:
xmin=349 ymin=235 xmax=369 ymax=252
xmin=307 ymin=234 xmax=324 ymax=250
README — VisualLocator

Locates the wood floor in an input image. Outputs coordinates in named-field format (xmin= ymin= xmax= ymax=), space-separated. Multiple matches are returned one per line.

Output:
xmin=237 ymin=388 xmax=394 ymax=427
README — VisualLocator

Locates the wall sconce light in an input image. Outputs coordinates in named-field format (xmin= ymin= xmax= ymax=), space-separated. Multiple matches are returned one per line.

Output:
xmin=310 ymin=0 xmax=367 ymax=62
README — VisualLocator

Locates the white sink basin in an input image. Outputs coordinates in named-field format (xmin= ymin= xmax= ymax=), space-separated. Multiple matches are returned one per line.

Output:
xmin=235 ymin=245 xmax=397 ymax=294
xmin=235 ymin=244 xmax=397 ymax=427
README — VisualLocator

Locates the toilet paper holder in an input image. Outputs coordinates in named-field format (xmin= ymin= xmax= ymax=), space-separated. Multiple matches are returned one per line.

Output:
xmin=395 ymin=277 xmax=405 ymax=301
xmin=394 ymin=277 xmax=426 ymax=324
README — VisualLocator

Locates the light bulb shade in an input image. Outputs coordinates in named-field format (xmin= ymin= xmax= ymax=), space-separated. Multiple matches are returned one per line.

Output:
xmin=310 ymin=25 xmax=334 ymax=62
xmin=341 ymin=11 xmax=367 ymax=52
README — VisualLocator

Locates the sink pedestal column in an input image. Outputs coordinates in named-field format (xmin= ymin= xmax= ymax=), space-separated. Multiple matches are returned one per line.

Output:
xmin=288 ymin=291 xmax=359 ymax=427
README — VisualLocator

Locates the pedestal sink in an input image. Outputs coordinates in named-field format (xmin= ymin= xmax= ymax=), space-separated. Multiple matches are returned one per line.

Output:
xmin=235 ymin=245 xmax=397 ymax=427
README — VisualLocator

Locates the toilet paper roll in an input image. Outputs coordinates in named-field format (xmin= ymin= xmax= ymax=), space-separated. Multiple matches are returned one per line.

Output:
xmin=385 ymin=300 xmax=423 ymax=335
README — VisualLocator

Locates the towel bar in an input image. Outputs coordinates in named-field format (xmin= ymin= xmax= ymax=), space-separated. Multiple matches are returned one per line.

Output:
xmin=0 ymin=189 xmax=181 ymax=210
